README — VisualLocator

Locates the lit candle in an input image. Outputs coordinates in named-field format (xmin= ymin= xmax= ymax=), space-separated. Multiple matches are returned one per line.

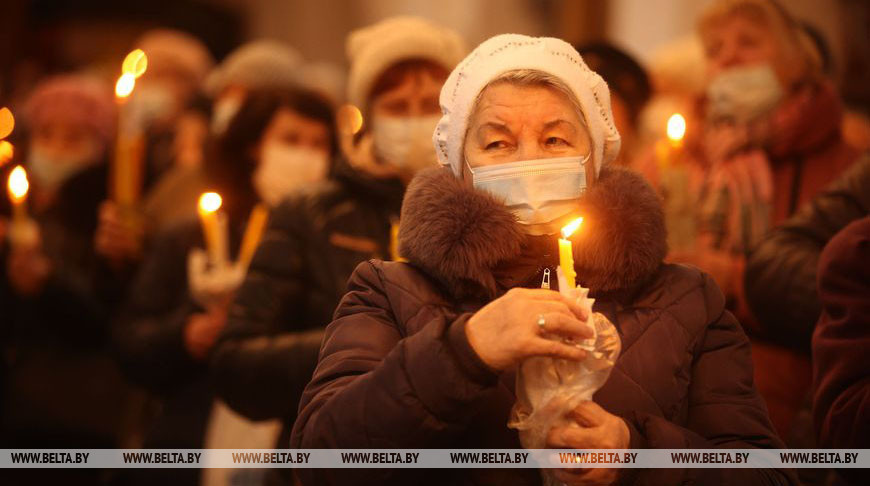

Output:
xmin=7 ymin=165 xmax=28 ymax=224
xmin=656 ymin=113 xmax=687 ymax=169
xmin=1 ymin=106 xmax=16 ymax=168
xmin=0 ymin=106 xmax=15 ymax=140
xmin=558 ymin=217 xmax=583 ymax=290
xmin=388 ymin=219 xmax=407 ymax=262
xmin=198 ymin=192 xmax=229 ymax=269
xmin=236 ymin=203 xmax=269 ymax=271
xmin=112 ymin=50 xmax=148 ymax=211
xmin=0 ymin=141 xmax=13 ymax=167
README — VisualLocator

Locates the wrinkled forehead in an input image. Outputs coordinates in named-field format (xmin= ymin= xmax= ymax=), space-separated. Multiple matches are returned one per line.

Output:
xmin=467 ymin=78 xmax=588 ymax=133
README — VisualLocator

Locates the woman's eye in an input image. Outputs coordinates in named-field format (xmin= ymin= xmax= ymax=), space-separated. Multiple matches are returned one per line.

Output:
xmin=485 ymin=141 xmax=506 ymax=150
xmin=545 ymin=137 xmax=568 ymax=146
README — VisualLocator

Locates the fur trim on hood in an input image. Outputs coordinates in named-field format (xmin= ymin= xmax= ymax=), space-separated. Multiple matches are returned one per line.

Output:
xmin=398 ymin=165 xmax=667 ymax=301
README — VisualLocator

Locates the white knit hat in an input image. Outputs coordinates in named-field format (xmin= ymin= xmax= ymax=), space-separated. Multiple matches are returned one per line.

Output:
xmin=434 ymin=34 xmax=621 ymax=177
xmin=135 ymin=29 xmax=215 ymax=85
xmin=205 ymin=40 xmax=303 ymax=96
xmin=346 ymin=16 xmax=466 ymax=112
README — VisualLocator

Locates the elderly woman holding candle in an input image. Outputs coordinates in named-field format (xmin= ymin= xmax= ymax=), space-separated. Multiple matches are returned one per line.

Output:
xmin=292 ymin=35 xmax=796 ymax=486
xmin=0 ymin=75 xmax=132 ymax=476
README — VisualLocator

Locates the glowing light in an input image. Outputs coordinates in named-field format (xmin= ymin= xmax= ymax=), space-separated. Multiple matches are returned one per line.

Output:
xmin=561 ymin=217 xmax=584 ymax=239
xmin=8 ymin=165 xmax=28 ymax=202
xmin=666 ymin=113 xmax=686 ymax=143
xmin=337 ymin=104 xmax=364 ymax=135
xmin=0 ymin=107 xmax=14 ymax=140
xmin=198 ymin=192 xmax=222 ymax=213
xmin=115 ymin=73 xmax=136 ymax=98
xmin=122 ymin=49 xmax=148 ymax=78
xmin=0 ymin=141 xmax=13 ymax=166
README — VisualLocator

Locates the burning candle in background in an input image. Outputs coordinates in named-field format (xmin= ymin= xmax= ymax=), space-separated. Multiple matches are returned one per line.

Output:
xmin=198 ymin=192 xmax=229 ymax=269
xmin=236 ymin=204 xmax=269 ymax=271
xmin=113 ymin=50 xmax=148 ymax=214
xmin=0 ymin=107 xmax=15 ymax=168
xmin=0 ymin=141 xmax=14 ymax=167
xmin=7 ymin=165 xmax=29 ymax=224
xmin=0 ymin=107 xmax=15 ymax=140
xmin=666 ymin=113 xmax=687 ymax=148
xmin=558 ymin=217 xmax=584 ymax=290
xmin=655 ymin=112 xmax=687 ymax=168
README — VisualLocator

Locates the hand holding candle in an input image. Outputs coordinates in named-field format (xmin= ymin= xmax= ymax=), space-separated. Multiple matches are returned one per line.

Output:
xmin=190 ymin=196 xmax=269 ymax=309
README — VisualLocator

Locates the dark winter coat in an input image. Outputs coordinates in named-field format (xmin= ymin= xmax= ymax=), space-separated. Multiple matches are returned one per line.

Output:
xmin=291 ymin=165 xmax=796 ymax=486
xmin=211 ymin=164 xmax=405 ymax=445
xmin=0 ymin=163 xmax=131 ymax=449
xmin=812 ymin=216 xmax=870 ymax=485
xmin=745 ymin=156 xmax=870 ymax=351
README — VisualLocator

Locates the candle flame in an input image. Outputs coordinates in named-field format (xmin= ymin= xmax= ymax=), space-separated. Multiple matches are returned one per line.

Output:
xmin=0 ymin=107 xmax=14 ymax=140
xmin=337 ymin=104 xmax=364 ymax=135
xmin=198 ymin=192 xmax=222 ymax=213
xmin=8 ymin=165 xmax=28 ymax=201
xmin=115 ymin=73 xmax=136 ymax=99
xmin=122 ymin=49 xmax=148 ymax=78
xmin=561 ymin=217 xmax=584 ymax=239
xmin=0 ymin=141 xmax=13 ymax=166
xmin=666 ymin=113 xmax=686 ymax=142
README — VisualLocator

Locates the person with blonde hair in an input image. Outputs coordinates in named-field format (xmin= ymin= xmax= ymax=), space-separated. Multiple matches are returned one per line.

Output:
xmin=656 ymin=0 xmax=862 ymax=444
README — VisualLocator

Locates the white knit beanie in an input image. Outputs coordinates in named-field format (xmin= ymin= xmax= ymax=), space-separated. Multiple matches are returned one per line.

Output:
xmin=135 ymin=29 xmax=215 ymax=86
xmin=434 ymin=34 xmax=621 ymax=177
xmin=205 ymin=40 xmax=304 ymax=96
xmin=346 ymin=16 xmax=466 ymax=113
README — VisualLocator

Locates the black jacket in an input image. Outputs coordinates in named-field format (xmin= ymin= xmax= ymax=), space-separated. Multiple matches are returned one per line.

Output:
xmin=291 ymin=166 xmax=795 ymax=486
xmin=744 ymin=156 xmax=869 ymax=351
xmin=212 ymin=163 xmax=405 ymax=443
xmin=1 ymin=163 xmax=130 ymax=448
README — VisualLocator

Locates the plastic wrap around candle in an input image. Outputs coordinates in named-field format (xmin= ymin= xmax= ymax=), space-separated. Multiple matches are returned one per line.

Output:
xmin=511 ymin=216 xmax=621 ymax=486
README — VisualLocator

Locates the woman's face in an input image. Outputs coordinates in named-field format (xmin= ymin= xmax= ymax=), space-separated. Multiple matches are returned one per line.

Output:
xmin=30 ymin=120 xmax=101 ymax=164
xmin=463 ymin=83 xmax=591 ymax=178
xmin=369 ymin=68 xmax=445 ymax=118
xmin=257 ymin=107 xmax=331 ymax=157
xmin=703 ymin=15 xmax=783 ymax=79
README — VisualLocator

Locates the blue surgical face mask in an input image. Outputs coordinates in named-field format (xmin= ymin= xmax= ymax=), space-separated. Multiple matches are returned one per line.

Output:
xmin=468 ymin=155 xmax=588 ymax=233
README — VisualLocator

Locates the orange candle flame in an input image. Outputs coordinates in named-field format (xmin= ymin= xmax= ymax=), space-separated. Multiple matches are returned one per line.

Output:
xmin=561 ymin=217 xmax=584 ymax=239
xmin=8 ymin=165 xmax=28 ymax=202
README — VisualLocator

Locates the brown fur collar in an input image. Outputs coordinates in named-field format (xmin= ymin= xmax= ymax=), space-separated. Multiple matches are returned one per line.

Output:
xmin=398 ymin=165 xmax=667 ymax=301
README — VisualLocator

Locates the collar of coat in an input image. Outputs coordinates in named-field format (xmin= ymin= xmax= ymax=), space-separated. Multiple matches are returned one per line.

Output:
xmin=398 ymin=165 xmax=668 ymax=302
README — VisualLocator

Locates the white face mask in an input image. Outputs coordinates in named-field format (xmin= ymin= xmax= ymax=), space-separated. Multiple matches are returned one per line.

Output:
xmin=28 ymin=143 xmax=101 ymax=190
xmin=211 ymin=96 xmax=243 ymax=135
xmin=131 ymin=83 xmax=179 ymax=127
xmin=469 ymin=155 xmax=589 ymax=233
xmin=707 ymin=64 xmax=783 ymax=124
xmin=372 ymin=114 xmax=440 ymax=173
xmin=253 ymin=143 xmax=330 ymax=206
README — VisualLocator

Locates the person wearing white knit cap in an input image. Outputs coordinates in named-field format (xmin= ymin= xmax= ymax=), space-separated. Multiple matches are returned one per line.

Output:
xmin=292 ymin=33 xmax=792 ymax=486
xmin=339 ymin=16 xmax=466 ymax=183
xmin=131 ymin=28 xmax=215 ymax=129
xmin=205 ymin=40 xmax=304 ymax=134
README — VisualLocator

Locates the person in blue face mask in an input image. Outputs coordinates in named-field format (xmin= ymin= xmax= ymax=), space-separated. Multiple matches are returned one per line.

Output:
xmin=292 ymin=34 xmax=795 ymax=486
